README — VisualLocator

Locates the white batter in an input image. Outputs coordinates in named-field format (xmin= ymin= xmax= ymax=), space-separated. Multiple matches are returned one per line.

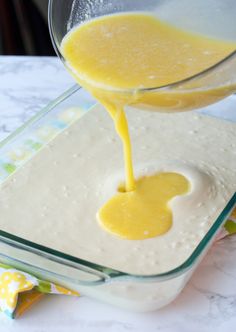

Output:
xmin=0 ymin=105 xmax=235 ymax=275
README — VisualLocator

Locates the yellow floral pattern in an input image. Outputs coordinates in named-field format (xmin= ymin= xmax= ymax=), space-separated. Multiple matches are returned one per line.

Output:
xmin=58 ymin=107 xmax=85 ymax=124
xmin=54 ymin=284 xmax=79 ymax=296
xmin=231 ymin=208 xmax=236 ymax=220
xmin=8 ymin=148 xmax=32 ymax=163
xmin=0 ymin=271 xmax=34 ymax=309
xmin=0 ymin=265 xmax=80 ymax=319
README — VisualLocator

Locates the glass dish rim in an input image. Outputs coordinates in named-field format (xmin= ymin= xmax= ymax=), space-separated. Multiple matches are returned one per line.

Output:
xmin=0 ymin=84 xmax=235 ymax=283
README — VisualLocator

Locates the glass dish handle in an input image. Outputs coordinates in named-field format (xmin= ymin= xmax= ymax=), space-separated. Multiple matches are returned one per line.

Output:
xmin=0 ymin=233 xmax=116 ymax=286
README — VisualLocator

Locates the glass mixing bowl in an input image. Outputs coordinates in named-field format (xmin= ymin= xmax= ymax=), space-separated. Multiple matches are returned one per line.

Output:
xmin=49 ymin=0 xmax=236 ymax=112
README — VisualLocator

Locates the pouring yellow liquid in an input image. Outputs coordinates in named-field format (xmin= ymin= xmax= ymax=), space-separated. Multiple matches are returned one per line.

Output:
xmin=61 ymin=13 xmax=236 ymax=240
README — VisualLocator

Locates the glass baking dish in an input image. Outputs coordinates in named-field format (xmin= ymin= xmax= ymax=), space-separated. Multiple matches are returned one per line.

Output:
xmin=0 ymin=84 xmax=235 ymax=312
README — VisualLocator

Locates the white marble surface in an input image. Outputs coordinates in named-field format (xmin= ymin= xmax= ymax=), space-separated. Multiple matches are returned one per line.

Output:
xmin=0 ymin=56 xmax=73 ymax=141
xmin=0 ymin=56 xmax=236 ymax=332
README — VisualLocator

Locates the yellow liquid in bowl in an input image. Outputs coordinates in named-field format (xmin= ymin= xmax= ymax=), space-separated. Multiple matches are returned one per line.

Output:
xmin=61 ymin=13 xmax=236 ymax=240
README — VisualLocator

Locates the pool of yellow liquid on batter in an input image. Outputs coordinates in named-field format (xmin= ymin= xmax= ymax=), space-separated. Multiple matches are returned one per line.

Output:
xmin=61 ymin=13 xmax=236 ymax=240
xmin=99 ymin=173 xmax=189 ymax=240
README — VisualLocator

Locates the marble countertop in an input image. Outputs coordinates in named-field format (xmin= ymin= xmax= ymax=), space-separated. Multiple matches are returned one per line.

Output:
xmin=0 ymin=56 xmax=236 ymax=332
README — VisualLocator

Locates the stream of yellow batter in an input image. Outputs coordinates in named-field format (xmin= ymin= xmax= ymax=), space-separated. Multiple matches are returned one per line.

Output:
xmin=61 ymin=13 xmax=236 ymax=240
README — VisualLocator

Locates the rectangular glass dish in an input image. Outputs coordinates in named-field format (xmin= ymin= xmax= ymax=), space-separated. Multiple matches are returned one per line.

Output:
xmin=0 ymin=85 xmax=235 ymax=312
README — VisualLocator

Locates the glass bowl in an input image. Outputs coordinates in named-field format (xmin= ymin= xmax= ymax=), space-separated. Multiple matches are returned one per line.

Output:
xmin=48 ymin=0 xmax=236 ymax=112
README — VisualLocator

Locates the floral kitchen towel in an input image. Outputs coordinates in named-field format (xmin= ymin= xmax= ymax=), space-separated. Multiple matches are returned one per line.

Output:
xmin=0 ymin=263 xmax=79 ymax=319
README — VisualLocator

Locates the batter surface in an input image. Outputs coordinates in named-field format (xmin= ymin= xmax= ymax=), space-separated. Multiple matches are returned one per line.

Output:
xmin=0 ymin=106 xmax=235 ymax=274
